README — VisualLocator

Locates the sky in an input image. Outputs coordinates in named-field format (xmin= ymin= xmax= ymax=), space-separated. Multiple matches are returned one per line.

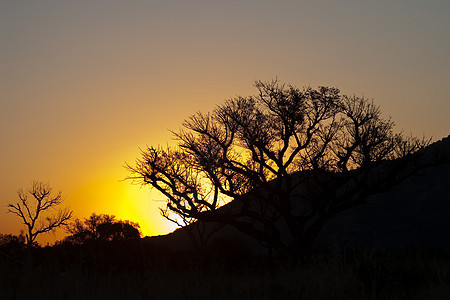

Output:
xmin=1 ymin=0 xmax=449 ymax=245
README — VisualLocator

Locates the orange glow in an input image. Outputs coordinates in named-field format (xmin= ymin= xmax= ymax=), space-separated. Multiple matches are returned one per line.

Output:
xmin=1 ymin=1 xmax=449 ymax=246
xmin=66 ymin=151 xmax=179 ymax=238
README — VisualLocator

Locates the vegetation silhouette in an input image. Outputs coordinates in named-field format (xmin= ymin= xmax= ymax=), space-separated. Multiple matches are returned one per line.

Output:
xmin=63 ymin=213 xmax=141 ymax=245
xmin=0 ymin=147 xmax=448 ymax=298
xmin=2 ymin=80 xmax=448 ymax=299
xmin=127 ymin=79 xmax=429 ymax=263
xmin=7 ymin=181 xmax=72 ymax=248
xmin=0 ymin=233 xmax=26 ymax=265
xmin=1 ymin=235 xmax=449 ymax=299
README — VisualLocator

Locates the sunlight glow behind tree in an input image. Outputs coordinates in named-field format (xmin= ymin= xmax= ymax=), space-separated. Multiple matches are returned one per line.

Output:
xmin=127 ymin=80 xmax=428 ymax=261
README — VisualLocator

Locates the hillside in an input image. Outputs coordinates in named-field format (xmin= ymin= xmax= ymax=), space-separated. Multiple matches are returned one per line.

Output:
xmin=315 ymin=158 xmax=450 ymax=249
xmin=146 ymin=135 xmax=450 ymax=252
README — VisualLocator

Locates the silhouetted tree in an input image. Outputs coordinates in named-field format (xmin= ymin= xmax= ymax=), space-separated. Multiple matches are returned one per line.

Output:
xmin=160 ymin=205 xmax=224 ymax=251
xmin=0 ymin=233 xmax=26 ymax=264
xmin=64 ymin=213 xmax=141 ymax=244
xmin=127 ymin=80 xmax=427 ymax=260
xmin=0 ymin=233 xmax=26 ymax=249
xmin=7 ymin=181 xmax=72 ymax=248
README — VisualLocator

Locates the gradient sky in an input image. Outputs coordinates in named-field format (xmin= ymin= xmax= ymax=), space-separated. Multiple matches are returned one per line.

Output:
xmin=1 ymin=1 xmax=449 ymax=245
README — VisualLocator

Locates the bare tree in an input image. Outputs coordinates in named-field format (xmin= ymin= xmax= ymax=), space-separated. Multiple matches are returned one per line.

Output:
xmin=127 ymin=80 xmax=428 ymax=261
xmin=8 ymin=181 xmax=73 ymax=248
xmin=160 ymin=205 xmax=224 ymax=251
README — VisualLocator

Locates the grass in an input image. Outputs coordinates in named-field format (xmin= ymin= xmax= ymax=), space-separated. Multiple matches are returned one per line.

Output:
xmin=0 ymin=242 xmax=449 ymax=299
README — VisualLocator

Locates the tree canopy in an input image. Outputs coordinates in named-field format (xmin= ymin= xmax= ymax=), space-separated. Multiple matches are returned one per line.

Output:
xmin=64 ymin=213 xmax=141 ymax=244
xmin=127 ymin=80 xmax=426 ymax=259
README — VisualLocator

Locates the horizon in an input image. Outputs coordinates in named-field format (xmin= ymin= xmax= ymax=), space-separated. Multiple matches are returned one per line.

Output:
xmin=1 ymin=1 xmax=449 ymax=245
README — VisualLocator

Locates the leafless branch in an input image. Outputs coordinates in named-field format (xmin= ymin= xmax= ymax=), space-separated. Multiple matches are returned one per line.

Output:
xmin=7 ymin=181 xmax=73 ymax=247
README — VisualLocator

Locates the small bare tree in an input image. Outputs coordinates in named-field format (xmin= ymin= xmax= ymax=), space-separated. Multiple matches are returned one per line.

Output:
xmin=8 ymin=181 xmax=73 ymax=247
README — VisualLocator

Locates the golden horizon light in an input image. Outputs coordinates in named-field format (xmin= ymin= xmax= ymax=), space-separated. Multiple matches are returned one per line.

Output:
xmin=1 ymin=1 xmax=449 ymax=245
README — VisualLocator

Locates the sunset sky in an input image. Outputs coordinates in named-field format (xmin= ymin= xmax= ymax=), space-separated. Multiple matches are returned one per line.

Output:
xmin=1 ymin=1 xmax=449 ymax=245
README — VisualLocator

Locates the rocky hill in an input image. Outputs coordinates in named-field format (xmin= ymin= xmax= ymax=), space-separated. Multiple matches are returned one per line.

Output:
xmin=146 ymin=135 xmax=450 ymax=252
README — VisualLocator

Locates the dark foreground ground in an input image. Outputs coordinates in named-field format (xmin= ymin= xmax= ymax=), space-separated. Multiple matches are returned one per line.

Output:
xmin=1 ymin=240 xmax=449 ymax=300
